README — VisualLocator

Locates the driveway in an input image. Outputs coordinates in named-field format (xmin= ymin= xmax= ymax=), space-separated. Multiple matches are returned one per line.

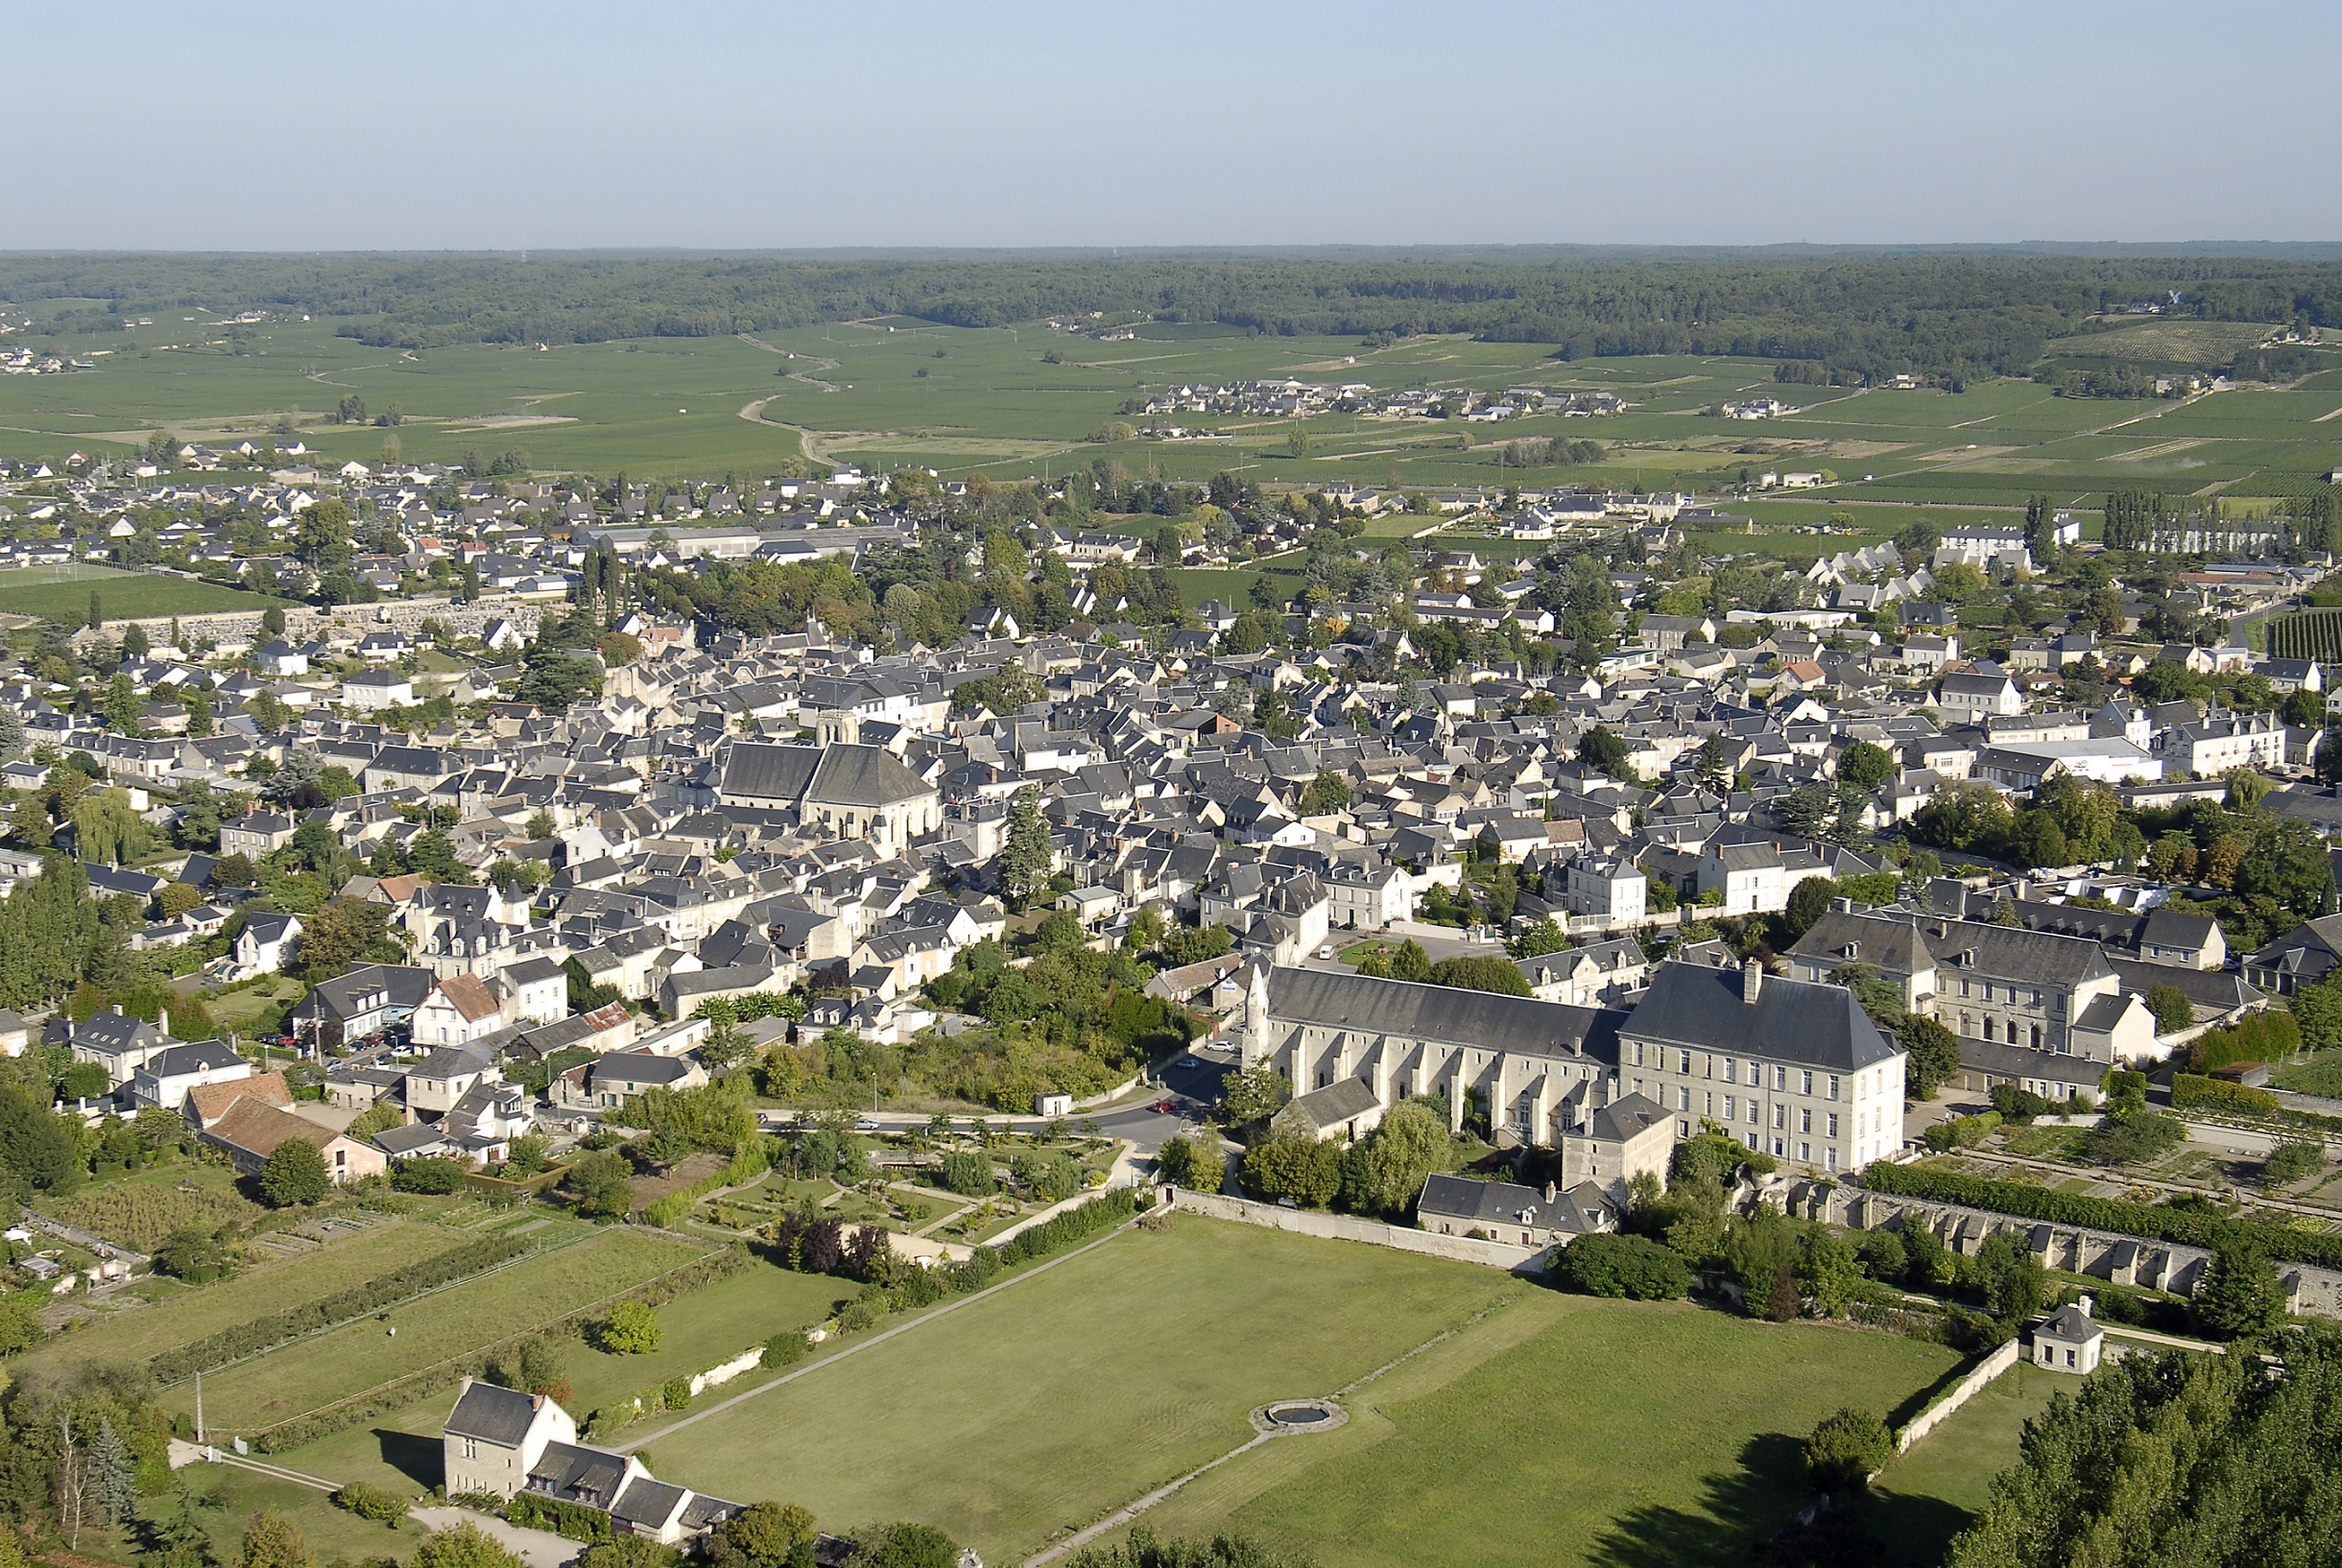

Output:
xmin=408 ymin=1508 xmax=579 ymax=1568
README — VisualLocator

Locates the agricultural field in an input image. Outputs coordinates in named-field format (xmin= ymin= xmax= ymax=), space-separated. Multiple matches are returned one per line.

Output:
xmin=599 ymin=1220 xmax=1962 ymax=1568
xmin=19 ymin=1219 xmax=479 ymax=1378
xmin=2264 ymin=609 xmax=2342 ymax=662
xmin=34 ymin=1161 xmax=265 ymax=1252
xmin=155 ymin=1226 xmax=714 ymax=1438
xmin=7 ymin=317 xmax=2333 ymax=506
xmin=0 ymin=561 xmax=293 ymax=622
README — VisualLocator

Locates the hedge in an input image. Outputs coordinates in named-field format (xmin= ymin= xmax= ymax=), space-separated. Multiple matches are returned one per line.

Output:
xmin=507 ymin=1494 xmax=613 ymax=1543
xmin=1860 ymin=1161 xmax=2342 ymax=1270
xmin=2172 ymin=1073 xmax=2282 ymax=1116
xmin=643 ymin=1137 xmax=776 ymax=1229
xmin=2188 ymin=1010 xmax=2303 ymax=1074
xmin=152 ymin=1233 xmax=546 ymax=1384
xmin=252 ymin=1247 xmax=748 ymax=1452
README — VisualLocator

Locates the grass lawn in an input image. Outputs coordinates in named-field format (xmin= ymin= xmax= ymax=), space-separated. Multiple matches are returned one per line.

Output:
xmin=161 ymin=1228 xmax=712 ymax=1437
xmin=0 ymin=562 xmax=292 ymax=622
xmin=637 ymin=1220 xmax=1524 ymax=1565
xmin=561 ymin=1259 xmax=850 ymax=1415
xmin=1126 ymin=1271 xmax=1962 ymax=1568
xmin=18 ymin=1215 xmax=470 ymax=1378
xmin=1866 ymin=1362 xmax=2064 ymax=1564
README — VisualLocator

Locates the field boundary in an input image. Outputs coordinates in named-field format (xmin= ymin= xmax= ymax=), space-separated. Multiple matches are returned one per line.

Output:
xmin=154 ymin=1226 xmax=589 ymax=1390
xmin=610 ymin=1220 xmax=1141 ymax=1453
xmin=246 ymin=1241 xmax=735 ymax=1450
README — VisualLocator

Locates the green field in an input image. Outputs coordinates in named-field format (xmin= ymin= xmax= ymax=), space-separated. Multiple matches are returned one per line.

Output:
xmin=1867 ymin=1364 xmax=2065 ymax=1563
xmin=0 ymin=561 xmax=293 ymax=622
xmin=16 ymin=1214 xmax=472 ymax=1378
xmin=7 ymin=317 xmax=2333 ymax=503
xmin=611 ymin=1221 xmax=1959 ymax=1568
xmin=161 ymin=1227 xmax=713 ymax=1437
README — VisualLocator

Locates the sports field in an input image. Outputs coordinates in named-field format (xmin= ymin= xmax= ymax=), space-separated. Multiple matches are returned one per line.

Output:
xmin=0 ymin=561 xmax=293 ymax=621
xmin=613 ymin=1220 xmax=1959 ymax=1568
xmin=7 ymin=317 xmax=2333 ymax=504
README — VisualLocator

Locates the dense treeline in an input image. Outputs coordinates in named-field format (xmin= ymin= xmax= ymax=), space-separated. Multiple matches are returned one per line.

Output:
xmin=1948 ymin=1334 xmax=2342 ymax=1568
xmin=7 ymin=251 xmax=2342 ymax=380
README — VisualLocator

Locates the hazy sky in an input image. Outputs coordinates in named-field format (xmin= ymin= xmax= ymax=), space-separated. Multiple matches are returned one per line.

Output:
xmin=8 ymin=0 xmax=2336 ymax=249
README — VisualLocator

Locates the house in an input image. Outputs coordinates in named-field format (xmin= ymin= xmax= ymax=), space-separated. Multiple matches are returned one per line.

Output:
xmin=1517 ymin=938 xmax=1648 ymax=1007
xmin=1323 ymin=858 xmax=1413 ymax=931
xmin=1617 ymin=960 xmax=1905 ymax=1173
xmin=221 ymin=811 xmax=299 ymax=860
xmin=1696 ymin=842 xmax=1788 ymax=915
xmin=201 ymin=1095 xmax=387 ymax=1183
xmin=404 ymin=1046 xmax=500 ymax=1117
xmin=343 ymin=671 xmax=416 ymax=711
xmin=1937 ymin=669 xmax=2026 ymax=720
xmin=234 ymin=912 xmax=303 ymax=980
xmin=289 ymin=963 xmax=437 ymax=1049
xmin=442 ymin=1382 xmax=743 ymax=1544
xmin=130 ymin=1040 xmax=251 ymax=1112
xmin=1416 ymin=1173 xmax=1610 ymax=1246
xmin=1564 ymin=853 xmax=1647 ymax=924
xmin=499 ymin=955 xmax=569 ymax=1025
xmin=68 ymin=1010 xmax=178 ymax=1085
xmin=2030 ymin=1300 xmax=2105 ymax=1373
xmin=554 ymin=1049 xmax=708 ymax=1111
xmin=413 ymin=975 xmax=506 ymax=1047
xmin=184 ymin=1069 xmax=291 ymax=1131
xmin=2246 ymin=915 xmax=2342 ymax=995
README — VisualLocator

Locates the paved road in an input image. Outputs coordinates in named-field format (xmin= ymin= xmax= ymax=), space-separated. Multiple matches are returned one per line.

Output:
xmin=756 ymin=1041 xmax=1239 ymax=1156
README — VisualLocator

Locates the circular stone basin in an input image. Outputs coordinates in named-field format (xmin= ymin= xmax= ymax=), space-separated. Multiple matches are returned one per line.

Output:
xmin=1254 ymin=1398 xmax=1348 ymax=1434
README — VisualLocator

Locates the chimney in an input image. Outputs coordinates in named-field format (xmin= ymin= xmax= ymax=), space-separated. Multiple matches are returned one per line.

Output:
xmin=1742 ymin=959 xmax=1763 ymax=1005
xmin=2077 ymin=1294 xmax=2093 ymax=1319
xmin=1543 ymin=1180 xmax=1558 ymax=1203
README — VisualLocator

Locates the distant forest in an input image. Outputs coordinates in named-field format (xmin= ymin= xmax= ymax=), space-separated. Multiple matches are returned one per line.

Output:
xmin=5 ymin=250 xmax=2340 ymax=383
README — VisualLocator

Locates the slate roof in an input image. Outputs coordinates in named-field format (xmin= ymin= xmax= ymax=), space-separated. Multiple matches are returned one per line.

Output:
xmin=1417 ymin=1172 xmax=1611 ymax=1234
xmin=806 ymin=744 xmax=935 ymax=807
xmin=1285 ymin=1076 xmax=1380 ymax=1130
xmin=445 ymin=1380 xmax=548 ymax=1446
xmin=1266 ymin=966 xmax=1623 ymax=1063
xmin=1623 ymin=960 xmax=1900 ymax=1070
xmin=718 ymin=742 xmax=824 ymax=804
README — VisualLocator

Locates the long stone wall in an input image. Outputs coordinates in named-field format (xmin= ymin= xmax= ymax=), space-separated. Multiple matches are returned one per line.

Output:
xmin=1161 ymin=1186 xmax=1555 ymax=1274
xmin=1798 ymin=1178 xmax=2342 ymax=1321
xmin=1896 ymin=1339 xmax=2022 ymax=1455
xmin=68 ymin=591 xmax=548 ymax=650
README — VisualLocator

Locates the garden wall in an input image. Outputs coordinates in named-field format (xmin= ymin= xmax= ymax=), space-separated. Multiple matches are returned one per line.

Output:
xmin=1803 ymin=1180 xmax=2342 ymax=1321
xmin=1895 ymin=1339 xmax=2022 ymax=1455
xmin=1162 ymin=1188 xmax=1553 ymax=1273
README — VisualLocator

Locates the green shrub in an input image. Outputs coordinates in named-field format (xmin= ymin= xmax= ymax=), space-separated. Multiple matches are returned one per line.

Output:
xmin=2081 ymin=1108 xmax=2187 ymax=1166
xmin=333 ymin=1482 xmax=408 ymax=1523
xmin=661 ymin=1376 xmax=692 ymax=1411
xmin=507 ymin=1495 xmax=612 ymax=1543
xmin=2189 ymin=1010 xmax=2302 ymax=1073
xmin=2265 ymin=1138 xmax=2324 ymax=1186
xmin=1924 ymin=1109 xmax=2002 ymax=1152
xmin=1804 ymin=1408 xmax=1892 ymax=1491
xmin=594 ymin=1301 xmax=661 ymax=1354
xmin=762 ymin=1331 xmax=807 ymax=1369
xmin=1552 ymin=1234 xmax=1690 ymax=1300
xmin=391 ymin=1155 xmax=471 ymax=1195
xmin=2172 ymin=1073 xmax=2282 ymax=1116
xmin=938 ymin=1151 xmax=994 ymax=1196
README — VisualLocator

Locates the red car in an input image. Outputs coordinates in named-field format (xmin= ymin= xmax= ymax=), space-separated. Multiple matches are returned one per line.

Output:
xmin=1151 ymin=1099 xmax=1178 ymax=1113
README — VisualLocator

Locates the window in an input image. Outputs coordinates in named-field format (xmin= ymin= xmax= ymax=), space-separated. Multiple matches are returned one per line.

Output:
xmin=2031 ymin=1024 xmax=2043 ymax=1049
xmin=1827 ymin=1113 xmax=1840 ymax=1138
xmin=1773 ymin=1104 xmax=1786 ymax=1128
xmin=1745 ymin=1131 xmax=1758 ymax=1151
xmin=1800 ymin=1107 xmax=1812 ymax=1133
xmin=1983 ymin=1016 xmax=1995 ymax=1041
xmin=1679 ymin=1087 xmax=1691 ymax=1111
xmin=1634 ymin=1041 xmax=1645 ymax=1067
xmin=1746 ymin=1059 xmax=1759 ymax=1084
xmin=1828 ymin=1075 xmax=1840 ymax=1101
xmin=463 ymin=1437 xmax=479 ymax=1461
xmin=1825 ymin=1147 xmax=1839 ymax=1171
xmin=1722 ymin=1058 xmax=1736 ymax=1084
xmin=1771 ymin=1136 xmax=1784 ymax=1155
xmin=1773 ymin=1064 xmax=1786 ymax=1090
xmin=1679 ymin=1050 xmax=1692 ymax=1075
xmin=1681 ymin=1120 xmax=1691 ymax=1137
xmin=1799 ymin=1141 xmax=1811 ymax=1162
xmin=1748 ymin=1101 xmax=1758 ymax=1125
xmin=1723 ymin=1096 xmax=1735 ymax=1121
xmin=1801 ymin=1070 xmax=1813 ymax=1095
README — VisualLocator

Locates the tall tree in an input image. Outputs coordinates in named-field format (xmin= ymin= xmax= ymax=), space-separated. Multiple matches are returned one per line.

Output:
xmin=998 ymin=788 xmax=1052 ymax=912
